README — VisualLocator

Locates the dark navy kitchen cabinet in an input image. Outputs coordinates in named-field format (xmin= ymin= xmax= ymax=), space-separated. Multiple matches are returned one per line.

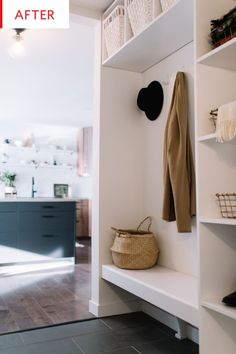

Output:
xmin=0 ymin=202 xmax=76 ymax=264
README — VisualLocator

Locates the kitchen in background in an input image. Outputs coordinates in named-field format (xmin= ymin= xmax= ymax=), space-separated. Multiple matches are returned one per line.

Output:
xmin=0 ymin=122 xmax=92 ymax=200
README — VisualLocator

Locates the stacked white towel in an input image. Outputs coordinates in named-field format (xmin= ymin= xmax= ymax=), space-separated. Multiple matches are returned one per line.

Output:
xmin=216 ymin=100 xmax=236 ymax=142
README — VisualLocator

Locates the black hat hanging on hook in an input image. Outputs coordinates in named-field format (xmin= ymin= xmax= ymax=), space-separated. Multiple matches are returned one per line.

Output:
xmin=137 ymin=81 xmax=164 ymax=121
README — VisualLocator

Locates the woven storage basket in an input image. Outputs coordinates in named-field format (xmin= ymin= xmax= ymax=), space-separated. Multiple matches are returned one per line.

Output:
xmin=160 ymin=0 xmax=177 ymax=12
xmin=103 ymin=5 xmax=125 ymax=57
xmin=216 ymin=193 xmax=236 ymax=218
xmin=126 ymin=0 xmax=154 ymax=35
xmin=110 ymin=217 xmax=159 ymax=270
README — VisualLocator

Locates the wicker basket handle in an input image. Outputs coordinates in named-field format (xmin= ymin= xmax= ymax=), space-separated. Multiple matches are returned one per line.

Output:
xmin=110 ymin=227 xmax=129 ymax=236
xmin=137 ymin=216 xmax=152 ymax=232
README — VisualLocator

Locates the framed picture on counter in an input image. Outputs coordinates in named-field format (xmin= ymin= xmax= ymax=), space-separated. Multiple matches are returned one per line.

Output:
xmin=54 ymin=184 xmax=69 ymax=198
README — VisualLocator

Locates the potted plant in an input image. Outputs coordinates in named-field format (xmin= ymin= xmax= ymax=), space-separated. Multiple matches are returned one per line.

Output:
xmin=0 ymin=171 xmax=17 ymax=197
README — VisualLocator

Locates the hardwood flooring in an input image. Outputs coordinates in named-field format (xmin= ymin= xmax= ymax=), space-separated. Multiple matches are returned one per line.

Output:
xmin=0 ymin=239 xmax=93 ymax=334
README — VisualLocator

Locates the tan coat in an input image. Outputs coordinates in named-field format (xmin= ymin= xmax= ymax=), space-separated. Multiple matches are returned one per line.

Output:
xmin=162 ymin=72 xmax=196 ymax=233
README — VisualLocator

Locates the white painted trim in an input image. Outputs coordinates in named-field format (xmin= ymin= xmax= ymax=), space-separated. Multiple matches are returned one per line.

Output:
xmin=70 ymin=3 xmax=101 ymax=21
xmin=89 ymin=299 xmax=142 ymax=318
xmin=142 ymin=302 xmax=199 ymax=344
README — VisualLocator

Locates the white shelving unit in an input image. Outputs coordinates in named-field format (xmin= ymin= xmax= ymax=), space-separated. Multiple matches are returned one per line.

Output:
xmin=95 ymin=1 xmax=236 ymax=352
xmin=102 ymin=0 xmax=193 ymax=72
xmin=196 ymin=1 xmax=236 ymax=353
xmin=102 ymin=264 xmax=199 ymax=327
xmin=98 ymin=0 xmax=198 ymax=333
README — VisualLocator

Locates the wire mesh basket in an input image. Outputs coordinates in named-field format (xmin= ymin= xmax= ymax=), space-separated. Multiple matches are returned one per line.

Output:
xmin=103 ymin=5 xmax=125 ymax=57
xmin=216 ymin=193 xmax=236 ymax=218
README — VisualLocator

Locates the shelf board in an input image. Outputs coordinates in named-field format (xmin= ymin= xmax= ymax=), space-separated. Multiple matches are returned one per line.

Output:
xmin=0 ymin=145 xmax=75 ymax=155
xmin=202 ymin=300 xmax=236 ymax=321
xmin=200 ymin=217 xmax=236 ymax=226
xmin=198 ymin=133 xmax=217 ymax=142
xmin=102 ymin=264 xmax=199 ymax=327
xmin=103 ymin=0 xmax=193 ymax=73
xmin=0 ymin=163 xmax=75 ymax=170
xmin=197 ymin=37 xmax=236 ymax=71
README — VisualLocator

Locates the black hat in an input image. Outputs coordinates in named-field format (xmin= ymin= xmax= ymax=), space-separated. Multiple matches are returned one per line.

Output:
xmin=137 ymin=81 xmax=164 ymax=121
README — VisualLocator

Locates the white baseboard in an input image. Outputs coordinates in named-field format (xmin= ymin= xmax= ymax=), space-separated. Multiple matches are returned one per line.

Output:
xmin=142 ymin=301 xmax=199 ymax=344
xmin=89 ymin=299 xmax=142 ymax=317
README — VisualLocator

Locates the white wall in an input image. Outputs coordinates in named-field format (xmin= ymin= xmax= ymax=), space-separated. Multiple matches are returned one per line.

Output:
xmin=141 ymin=42 xmax=197 ymax=277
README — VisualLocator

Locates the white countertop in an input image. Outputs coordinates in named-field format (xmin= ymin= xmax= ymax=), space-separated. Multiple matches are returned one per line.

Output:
xmin=0 ymin=197 xmax=78 ymax=202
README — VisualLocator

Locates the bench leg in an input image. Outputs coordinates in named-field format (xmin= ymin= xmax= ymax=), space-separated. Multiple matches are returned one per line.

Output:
xmin=175 ymin=318 xmax=188 ymax=340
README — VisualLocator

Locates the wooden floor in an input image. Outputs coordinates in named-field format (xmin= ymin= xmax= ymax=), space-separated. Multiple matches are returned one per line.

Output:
xmin=0 ymin=239 xmax=93 ymax=334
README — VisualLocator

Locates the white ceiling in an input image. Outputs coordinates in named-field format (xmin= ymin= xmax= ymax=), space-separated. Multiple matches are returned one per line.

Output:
xmin=71 ymin=0 xmax=112 ymax=12
xmin=0 ymin=14 xmax=95 ymax=127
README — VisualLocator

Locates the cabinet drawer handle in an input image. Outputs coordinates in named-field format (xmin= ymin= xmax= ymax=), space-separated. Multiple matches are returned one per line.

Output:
xmin=42 ymin=234 xmax=59 ymax=238
xmin=42 ymin=215 xmax=55 ymax=218
xmin=42 ymin=206 xmax=55 ymax=209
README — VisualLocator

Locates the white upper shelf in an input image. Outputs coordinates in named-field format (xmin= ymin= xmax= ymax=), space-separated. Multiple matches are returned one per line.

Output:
xmin=103 ymin=0 xmax=193 ymax=73
xmin=197 ymin=37 xmax=236 ymax=71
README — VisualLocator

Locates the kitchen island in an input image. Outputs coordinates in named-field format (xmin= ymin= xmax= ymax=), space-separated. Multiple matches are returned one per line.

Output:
xmin=0 ymin=199 xmax=76 ymax=264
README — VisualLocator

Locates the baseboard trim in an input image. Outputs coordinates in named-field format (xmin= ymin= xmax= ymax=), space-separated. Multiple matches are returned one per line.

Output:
xmin=142 ymin=301 xmax=199 ymax=344
xmin=89 ymin=299 xmax=142 ymax=317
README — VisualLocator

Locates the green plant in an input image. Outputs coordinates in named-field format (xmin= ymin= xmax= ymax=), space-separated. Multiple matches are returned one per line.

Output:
xmin=0 ymin=171 xmax=17 ymax=187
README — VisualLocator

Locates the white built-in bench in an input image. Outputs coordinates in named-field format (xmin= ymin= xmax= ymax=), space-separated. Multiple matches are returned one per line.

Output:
xmin=102 ymin=264 xmax=199 ymax=329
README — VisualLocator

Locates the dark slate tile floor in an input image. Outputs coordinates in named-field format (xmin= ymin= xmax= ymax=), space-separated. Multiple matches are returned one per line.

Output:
xmin=0 ymin=312 xmax=199 ymax=354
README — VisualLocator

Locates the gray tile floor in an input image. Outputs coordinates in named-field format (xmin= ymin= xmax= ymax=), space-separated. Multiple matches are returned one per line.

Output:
xmin=0 ymin=312 xmax=199 ymax=354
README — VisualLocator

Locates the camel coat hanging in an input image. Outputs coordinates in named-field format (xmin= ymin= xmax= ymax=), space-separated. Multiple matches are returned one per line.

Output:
xmin=162 ymin=72 xmax=196 ymax=233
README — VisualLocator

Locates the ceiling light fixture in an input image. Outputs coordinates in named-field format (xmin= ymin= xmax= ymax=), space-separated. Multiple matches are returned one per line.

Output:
xmin=9 ymin=28 xmax=26 ymax=59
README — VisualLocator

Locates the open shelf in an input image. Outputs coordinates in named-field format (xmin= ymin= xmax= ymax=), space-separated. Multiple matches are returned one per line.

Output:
xmin=0 ymin=163 xmax=75 ymax=170
xmin=197 ymin=37 xmax=236 ymax=71
xmin=198 ymin=133 xmax=217 ymax=142
xmin=202 ymin=300 xmax=236 ymax=321
xmin=102 ymin=264 xmax=199 ymax=327
xmin=0 ymin=145 xmax=75 ymax=155
xmin=200 ymin=218 xmax=236 ymax=226
xmin=103 ymin=0 xmax=193 ymax=73
xmin=198 ymin=133 xmax=236 ymax=143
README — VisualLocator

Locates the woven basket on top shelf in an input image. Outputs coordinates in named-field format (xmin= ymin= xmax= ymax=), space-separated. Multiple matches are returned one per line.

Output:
xmin=110 ymin=217 xmax=159 ymax=270
xmin=216 ymin=193 xmax=236 ymax=218
xmin=160 ymin=0 xmax=177 ymax=12
xmin=103 ymin=5 xmax=125 ymax=57
xmin=126 ymin=0 xmax=155 ymax=36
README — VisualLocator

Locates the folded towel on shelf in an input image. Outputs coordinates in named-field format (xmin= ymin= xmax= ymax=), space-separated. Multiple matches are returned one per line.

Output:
xmin=216 ymin=100 xmax=236 ymax=142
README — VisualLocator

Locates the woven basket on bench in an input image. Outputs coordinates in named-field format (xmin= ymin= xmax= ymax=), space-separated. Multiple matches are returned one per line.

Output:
xmin=111 ymin=217 xmax=159 ymax=270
